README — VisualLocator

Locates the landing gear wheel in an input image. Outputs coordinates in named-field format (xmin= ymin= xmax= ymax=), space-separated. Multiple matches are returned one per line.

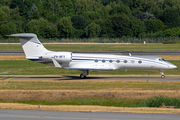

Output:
xmin=80 ymin=74 xmax=86 ymax=79
xmin=161 ymin=75 xmax=165 ymax=79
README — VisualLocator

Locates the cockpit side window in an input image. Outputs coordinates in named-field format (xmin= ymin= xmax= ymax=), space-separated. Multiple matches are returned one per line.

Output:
xmin=159 ymin=59 xmax=162 ymax=61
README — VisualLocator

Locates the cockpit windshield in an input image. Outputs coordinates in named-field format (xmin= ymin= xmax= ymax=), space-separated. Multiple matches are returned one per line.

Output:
xmin=159 ymin=58 xmax=166 ymax=61
xmin=162 ymin=58 xmax=166 ymax=61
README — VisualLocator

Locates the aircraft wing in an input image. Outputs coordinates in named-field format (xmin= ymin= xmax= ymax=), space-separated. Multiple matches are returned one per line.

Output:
xmin=52 ymin=57 xmax=114 ymax=71
xmin=51 ymin=57 xmax=62 ymax=68
xmin=65 ymin=67 xmax=114 ymax=71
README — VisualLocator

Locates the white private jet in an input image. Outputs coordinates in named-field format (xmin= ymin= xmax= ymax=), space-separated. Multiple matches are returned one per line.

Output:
xmin=8 ymin=33 xmax=177 ymax=79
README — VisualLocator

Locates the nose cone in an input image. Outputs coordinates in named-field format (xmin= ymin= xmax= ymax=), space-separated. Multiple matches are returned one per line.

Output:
xmin=168 ymin=63 xmax=177 ymax=69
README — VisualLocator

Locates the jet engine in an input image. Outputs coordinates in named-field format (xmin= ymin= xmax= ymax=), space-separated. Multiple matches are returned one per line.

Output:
xmin=41 ymin=52 xmax=72 ymax=63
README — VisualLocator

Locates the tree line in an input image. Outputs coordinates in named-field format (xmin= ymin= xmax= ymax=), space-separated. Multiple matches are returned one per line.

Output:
xmin=0 ymin=0 xmax=180 ymax=39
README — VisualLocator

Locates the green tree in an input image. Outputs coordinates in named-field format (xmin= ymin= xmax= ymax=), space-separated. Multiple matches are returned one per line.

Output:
xmin=82 ymin=11 xmax=100 ymax=23
xmin=143 ymin=0 xmax=156 ymax=12
xmin=0 ymin=22 xmax=17 ymax=37
xmin=85 ymin=22 xmax=101 ymax=38
xmin=109 ymin=6 xmax=132 ymax=17
xmin=101 ymin=0 xmax=123 ymax=6
xmin=71 ymin=29 xmax=85 ymax=38
xmin=110 ymin=14 xmax=130 ymax=37
xmin=43 ymin=0 xmax=64 ymax=18
xmin=162 ymin=27 xmax=180 ymax=37
xmin=150 ymin=5 xmax=163 ymax=19
xmin=0 ymin=7 xmax=22 ymax=37
xmin=129 ymin=17 xmax=146 ymax=37
xmin=163 ymin=0 xmax=180 ymax=9
xmin=132 ymin=0 xmax=145 ymax=11
xmin=26 ymin=18 xmax=51 ymax=38
xmin=10 ymin=0 xmax=27 ymax=17
xmin=121 ymin=0 xmax=133 ymax=8
xmin=161 ymin=7 xmax=180 ymax=28
xmin=71 ymin=15 xmax=87 ymax=29
xmin=29 ymin=9 xmax=40 ymax=20
xmin=58 ymin=17 xmax=74 ymax=38
xmin=41 ymin=10 xmax=59 ymax=23
xmin=0 ymin=0 xmax=12 ymax=6
xmin=150 ymin=19 xmax=165 ymax=32
xmin=102 ymin=18 xmax=115 ymax=37
xmin=0 ymin=8 xmax=7 ymax=24
xmin=74 ymin=0 xmax=103 ymax=14
xmin=59 ymin=0 xmax=75 ymax=16
xmin=97 ymin=5 xmax=111 ymax=19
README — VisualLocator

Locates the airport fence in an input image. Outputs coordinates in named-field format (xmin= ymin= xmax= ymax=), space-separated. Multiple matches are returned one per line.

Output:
xmin=1 ymin=37 xmax=180 ymax=43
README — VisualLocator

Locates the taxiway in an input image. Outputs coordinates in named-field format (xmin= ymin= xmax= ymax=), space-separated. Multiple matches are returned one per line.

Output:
xmin=0 ymin=75 xmax=180 ymax=81
xmin=0 ymin=109 xmax=179 ymax=120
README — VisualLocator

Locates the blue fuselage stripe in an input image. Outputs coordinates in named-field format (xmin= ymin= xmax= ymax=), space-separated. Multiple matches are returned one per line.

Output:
xmin=72 ymin=59 xmax=94 ymax=61
xmin=72 ymin=58 xmax=166 ymax=65
xmin=29 ymin=59 xmax=40 ymax=61
xmin=28 ymin=58 xmax=167 ymax=66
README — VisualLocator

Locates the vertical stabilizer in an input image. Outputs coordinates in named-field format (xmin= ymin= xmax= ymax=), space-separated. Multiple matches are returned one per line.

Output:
xmin=8 ymin=33 xmax=49 ymax=59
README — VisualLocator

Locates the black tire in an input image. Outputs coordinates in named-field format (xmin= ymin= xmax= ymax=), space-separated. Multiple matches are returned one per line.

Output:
xmin=80 ymin=74 xmax=85 ymax=79
xmin=161 ymin=75 xmax=165 ymax=79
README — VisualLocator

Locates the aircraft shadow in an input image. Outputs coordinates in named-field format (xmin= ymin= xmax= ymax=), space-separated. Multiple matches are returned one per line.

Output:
xmin=12 ymin=76 xmax=178 ymax=81
xmin=55 ymin=76 xmax=162 ymax=81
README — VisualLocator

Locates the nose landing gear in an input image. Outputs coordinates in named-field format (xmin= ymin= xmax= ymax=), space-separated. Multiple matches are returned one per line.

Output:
xmin=160 ymin=71 xmax=165 ymax=79
xmin=80 ymin=70 xmax=89 ymax=79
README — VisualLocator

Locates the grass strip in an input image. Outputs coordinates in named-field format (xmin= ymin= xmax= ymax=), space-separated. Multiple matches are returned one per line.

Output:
xmin=0 ymin=60 xmax=179 ymax=75
xmin=0 ymin=97 xmax=179 ymax=108
xmin=1 ymin=98 xmax=141 ymax=107
xmin=1 ymin=103 xmax=180 ymax=114
xmin=0 ymin=80 xmax=180 ymax=90
xmin=1 ymin=44 xmax=180 ymax=51
xmin=140 ymin=97 xmax=180 ymax=108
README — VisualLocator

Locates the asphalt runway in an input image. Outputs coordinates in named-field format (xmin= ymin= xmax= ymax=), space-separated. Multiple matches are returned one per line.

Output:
xmin=1 ymin=75 xmax=180 ymax=81
xmin=0 ymin=51 xmax=180 ymax=55
xmin=0 ymin=109 xmax=179 ymax=120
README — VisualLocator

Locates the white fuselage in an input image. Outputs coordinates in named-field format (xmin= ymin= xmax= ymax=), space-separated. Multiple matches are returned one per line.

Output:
xmin=40 ymin=52 xmax=177 ymax=71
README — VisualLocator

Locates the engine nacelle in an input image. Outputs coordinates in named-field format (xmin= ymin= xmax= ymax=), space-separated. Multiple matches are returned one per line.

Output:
xmin=41 ymin=52 xmax=72 ymax=63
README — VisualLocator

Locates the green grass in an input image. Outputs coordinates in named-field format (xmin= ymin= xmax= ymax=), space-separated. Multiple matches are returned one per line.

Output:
xmin=1 ymin=97 xmax=179 ymax=108
xmin=1 ymin=44 xmax=180 ymax=51
xmin=139 ymin=97 xmax=180 ymax=108
xmin=0 ymin=80 xmax=180 ymax=90
xmin=0 ymin=60 xmax=179 ymax=75
xmin=2 ymin=98 xmax=142 ymax=107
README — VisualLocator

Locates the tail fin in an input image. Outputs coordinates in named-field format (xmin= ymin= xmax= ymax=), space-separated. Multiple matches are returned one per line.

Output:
xmin=8 ymin=33 xmax=49 ymax=60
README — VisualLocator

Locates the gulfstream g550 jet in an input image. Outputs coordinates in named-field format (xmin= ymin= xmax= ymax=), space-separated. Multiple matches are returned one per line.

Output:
xmin=8 ymin=33 xmax=177 ymax=79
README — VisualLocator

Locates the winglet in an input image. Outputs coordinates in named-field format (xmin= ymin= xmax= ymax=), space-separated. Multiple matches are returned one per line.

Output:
xmin=51 ymin=57 xmax=62 ymax=68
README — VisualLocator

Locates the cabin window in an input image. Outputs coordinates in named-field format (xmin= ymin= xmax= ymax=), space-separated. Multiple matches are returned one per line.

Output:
xmin=116 ymin=60 xmax=120 ymax=63
xmin=131 ymin=60 xmax=135 ymax=63
xmin=109 ymin=60 xmax=113 ymax=63
xmin=124 ymin=60 xmax=127 ymax=63
xmin=138 ymin=60 xmax=142 ymax=64
xmin=102 ymin=59 xmax=106 ymax=63
xmin=94 ymin=59 xmax=98 ymax=62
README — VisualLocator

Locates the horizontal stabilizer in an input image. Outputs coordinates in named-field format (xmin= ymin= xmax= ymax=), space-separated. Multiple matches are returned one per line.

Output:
xmin=6 ymin=33 xmax=36 ymax=38
xmin=52 ymin=57 xmax=62 ymax=68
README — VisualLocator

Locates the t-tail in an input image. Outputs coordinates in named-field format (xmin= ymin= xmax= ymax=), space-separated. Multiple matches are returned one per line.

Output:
xmin=7 ymin=33 xmax=49 ymax=61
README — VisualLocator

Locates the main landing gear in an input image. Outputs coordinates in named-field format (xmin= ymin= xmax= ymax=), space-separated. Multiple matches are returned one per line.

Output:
xmin=80 ymin=70 xmax=89 ymax=79
xmin=160 ymin=71 xmax=165 ymax=79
